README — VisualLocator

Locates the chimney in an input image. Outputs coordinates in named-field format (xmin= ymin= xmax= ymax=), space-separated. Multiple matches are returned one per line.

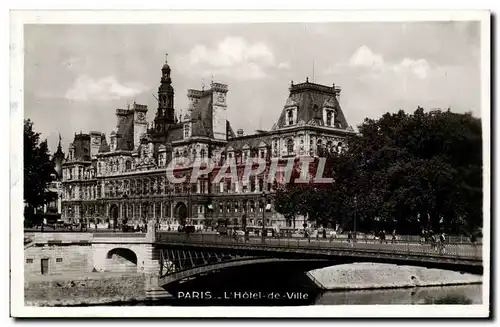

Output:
xmin=237 ymin=129 xmax=244 ymax=137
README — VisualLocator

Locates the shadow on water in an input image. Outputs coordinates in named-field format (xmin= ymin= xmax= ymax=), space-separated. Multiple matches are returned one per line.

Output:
xmin=72 ymin=260 xmax=482 ymax=306
xmin=315 ymin=284 xmax=482 ymax=305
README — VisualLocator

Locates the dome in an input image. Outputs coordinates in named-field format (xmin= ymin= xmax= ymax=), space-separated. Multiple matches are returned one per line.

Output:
xmin=162 ymin=63 xmax=171 ymax=71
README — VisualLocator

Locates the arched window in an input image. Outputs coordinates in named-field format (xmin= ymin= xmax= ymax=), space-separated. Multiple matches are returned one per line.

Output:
xmin=175 ymin=151 xmax=180 ymax=158
xmin=288 ymin=110 xmax=294 ymax=125
xmin=234 ymin=202 xmax=239 ymax=213
xmin=326 ymin=111 xmax=333 ymax=126
xmin=337 ymin=142 xmax=343 ymax=153
xmin=192 ymin=149 xmax=196 ymax=158
xmin=125 ymin=160 xmax=131 ymax=171
xmin=250 ymin=200 xmax=255 ymax=213
xmin=200 ymin=149 xmax=206 ymax=158
xmin=260 ymin=150 xmax=265 ymax=158
xmin=287 ymin=139 xmax=294 ymax=155
xmin=184 ymin=125 xmax=190 ymax=138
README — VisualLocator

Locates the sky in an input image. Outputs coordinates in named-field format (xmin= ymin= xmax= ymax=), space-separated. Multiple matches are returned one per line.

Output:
xmin=24 ymin=22 xmax=481 ymax=154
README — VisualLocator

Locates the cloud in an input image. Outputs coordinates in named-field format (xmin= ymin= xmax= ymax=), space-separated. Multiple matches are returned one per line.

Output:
xmin=178 ymin=36 xmax=284 ymax=81
xmin=65 ymin=75 xmax=148 ymax=101
xmin=278 ymin=62 xmax=291 ymax=69
xmin=345 ymin=46 xmax=431 ymax=80
xmin=393 ymin=58 xmax=431 ymax=79
xmin=349 ymin=45 xmax=385 ymax=68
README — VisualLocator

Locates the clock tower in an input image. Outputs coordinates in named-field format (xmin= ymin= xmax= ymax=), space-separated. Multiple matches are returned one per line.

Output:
xmin=154 ymin=53 xmax=175 ymax=133
xmin=133 ymin=102 xmax=148 ymax=150
xmin=211 ymin=82 xmax=229 ymax=140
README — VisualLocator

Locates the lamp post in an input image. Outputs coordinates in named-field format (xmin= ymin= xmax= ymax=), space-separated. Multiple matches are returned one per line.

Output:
xmin=261 ymin=191 xmax=268 ymax=242
xmin=122 ymin=194 xmax=129 ymax=232
xmin=353 ymin=195 xmax=357 ymax=242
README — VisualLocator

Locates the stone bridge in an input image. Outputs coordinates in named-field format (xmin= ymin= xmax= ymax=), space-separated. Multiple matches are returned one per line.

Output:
xmin=24 ymin=224 xmax=483 ymax=299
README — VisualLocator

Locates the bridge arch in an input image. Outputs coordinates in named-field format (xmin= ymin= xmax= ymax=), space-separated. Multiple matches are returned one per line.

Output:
xmin=105 ymin=247 xmax=138 ymax=273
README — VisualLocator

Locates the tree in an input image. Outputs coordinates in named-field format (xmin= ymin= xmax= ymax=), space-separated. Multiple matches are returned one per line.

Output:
xmin=24 ymin=119 xmax=55 ymax=222
xmin=332 ymin=108 xmax=483 ymax=235
xmin=273 ymin=107 xmax=482 ymax=236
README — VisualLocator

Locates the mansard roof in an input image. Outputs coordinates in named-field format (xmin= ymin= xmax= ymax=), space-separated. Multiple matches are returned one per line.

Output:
xmin=98 ymin=134 xmax=110 ymax=153
xmin=115 ymin=113 xmax=135 ymax=151
xmin=275 ymin=80 xmax=349 ymax=129
xmin=225 ymin=133 xmax=272 ymax=151
xmin=190 ymin=91 xmax=213 ymax=137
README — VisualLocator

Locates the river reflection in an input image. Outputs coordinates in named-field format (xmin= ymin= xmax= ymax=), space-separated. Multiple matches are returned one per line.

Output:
xmin=79 ymin=284 xmax=482 ymax=307
xmin=315 ymin=284 xmax=482 ymax=305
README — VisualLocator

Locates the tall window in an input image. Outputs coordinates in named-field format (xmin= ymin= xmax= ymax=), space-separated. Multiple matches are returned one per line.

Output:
xmin=287 ymin=139 xmax=294 ymax=155
xmin=326 ymin=111 xmax=333 ymax=126
xmin=260 ymin=150 xmax=265 ymax=159
xmin=200 ymin=149 xmax=206 ymax=158
xmin=317 ymin=139 xmax=323 ymax=152
xmin=125 ymin=160 xmax=131 ymax=171
xmin=258 ymin=178 xmax=264 ymax=192
xmin=250 ymin=177 xmax=256 ymax=192
xmin=288 ymin=110 xmax=294 ymax=125
xmin=184 ymin=125 xmax=190 ymax=138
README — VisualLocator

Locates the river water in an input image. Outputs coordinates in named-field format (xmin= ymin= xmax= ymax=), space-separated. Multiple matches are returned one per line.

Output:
xmin=88 ymin=284 xmax=481 ymax=306
xmin=85 ymin=261 xmax=482 ymax=306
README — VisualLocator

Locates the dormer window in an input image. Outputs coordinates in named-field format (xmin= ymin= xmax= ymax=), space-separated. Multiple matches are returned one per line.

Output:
xmin=326 ymin=111 xmax=333 ymax=126
xmin=288 ymin=110 xmax=294 ymax=125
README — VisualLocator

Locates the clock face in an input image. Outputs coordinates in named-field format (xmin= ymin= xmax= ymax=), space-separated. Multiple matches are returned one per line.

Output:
xmin=137 ymin=112 xmax=146 ymax=121
xmin=91 ymin=138 xmax=100 ymax=145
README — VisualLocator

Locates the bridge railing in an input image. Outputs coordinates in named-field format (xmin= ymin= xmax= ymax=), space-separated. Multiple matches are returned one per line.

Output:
xmin=93 ymin=232 xmax=146 ymax=238
xmin=155 ymin=232 xmax=482 ymax=261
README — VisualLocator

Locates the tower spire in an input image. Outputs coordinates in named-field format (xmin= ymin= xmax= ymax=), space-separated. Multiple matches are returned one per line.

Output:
xmin=57 ymin=133 xmax=62 ymax=151
xmin=165 ymin=52 xmax=168 ymax=64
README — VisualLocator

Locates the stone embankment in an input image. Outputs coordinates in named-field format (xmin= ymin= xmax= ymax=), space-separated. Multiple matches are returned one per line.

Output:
xmin=307 ymin=263 xmax=482 ymax=290
xmin=25 ymin=272 xmax=147 ymax=306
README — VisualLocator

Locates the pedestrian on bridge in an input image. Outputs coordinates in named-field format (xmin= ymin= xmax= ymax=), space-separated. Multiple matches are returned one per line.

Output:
xmin=329 ymin=230 xmax=336 ymax=243
xmin=431 ymin=234 xmax=438 ymax=251
xmin=439 ymin=233 xmax=446 ymax=254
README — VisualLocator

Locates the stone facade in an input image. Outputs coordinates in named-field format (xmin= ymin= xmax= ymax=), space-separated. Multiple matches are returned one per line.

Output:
xmin=24 ymin=244 xmax=93 ymax=276
xmin=60 ymin=56 xmax=357 ymax=231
